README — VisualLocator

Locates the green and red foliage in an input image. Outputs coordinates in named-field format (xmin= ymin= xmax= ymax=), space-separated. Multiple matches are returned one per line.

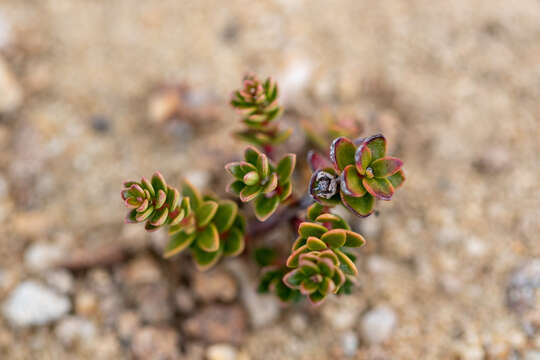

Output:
xmin=310 ymin=134 xmax=405 ymax=217
xmin=225 ymin=146 xmax=295 ymax=221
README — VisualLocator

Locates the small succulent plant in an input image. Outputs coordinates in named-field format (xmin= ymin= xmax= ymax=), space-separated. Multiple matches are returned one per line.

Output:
xmin=230 ymin=74 xmax=292 ymax=146
xmin=225 ymin=146 xmax=296 ymax=221
xmin=286 ymin=203 xmax=365 ymax=276
xmin=164 ymin=181 xmax=246 ymax=270
xmin=122 ymin=74 xmax=406 ymax=306
xmin=309 ymin=134 xmax=405 ymax=217
xmin=122 ymin=172 xmax=184 ymax=232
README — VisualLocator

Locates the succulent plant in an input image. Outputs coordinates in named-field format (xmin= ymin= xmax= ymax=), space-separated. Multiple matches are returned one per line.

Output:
xmin=226 ymin=146 xmax=296 ymax=221
xmin=230 ymin=74 xmax=292 ymax=146
xmin=286 ymin=203 xmax=365 ymax=277
xmin=283 ymin=250 xmax=347 ymax=305
xmin=122 ymin=172 xmax=184 ymax=232
xmin=164 ymin=180 xmax=246 ymax=270
xmin=309 ymin=134 xmax=405 ymax=217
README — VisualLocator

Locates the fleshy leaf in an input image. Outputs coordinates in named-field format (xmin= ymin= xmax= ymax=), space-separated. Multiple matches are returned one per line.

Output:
xmin=193 ymin=247 xmax=223 ymax=271
xmin=228 ymin=180 xmax=245 ymax=195
xmin=155 ymin=189 xmax=167 ymax=209
xmin=244 ymin=146 xmax=262 ymax=165
xmin=151 ymin=172 xmax=167 ymax=193
xmin=340 ymin=191 xmax=375 ymax=217
xmin=308 ymin=291 xmax=325 ymax=306
xmin=254 ymin=194 xmax=280 ymax=221
xmin=276 ymin=154 xmax=296 ymax=183
xmin=387 ymin=169 xmax=406 ymax=189
xmin=321 ymin=229 xmax=347 ymax=248
xmin=283 ymin=269 xmax=304 ymax=289
xmin=262 ymin=173 xmax=278 ymax=194
xmin=298 ymin=222 xmax=328 ymax=238
xmin=213 ymin=200 xmax=238 ymax=233
xmin=362 ymin=134 xmax=386 ymax=160
xmin=141 ymin=177 xmax=155 ymax=197
xmin=341 ymin=165 xmax=366 ymax=197
xmin=164 ymin=231 xmax=196 ymax=258
xmin=344 ymin=231 xmax=365 ymax=247
xmin=182 ymin=179 xmax=202 ymax=210
xmin=307 ymin=150 xmax=333 ymax=171
xmin=169 ymin=208 xmax=185 ymax=226
xmin=195 ymin=201 xmax=219 ymax=227
xmin=334 ymin=249 xmax=358 ymax=275
xmin=307 ymin=236 xmax=328 ymax=251
xmin=370 ymin=157 xmax=403 ymax=178
xmin=136 ymin=206 xmax=154 ymax=222
xmin=166 ymin=186 xmax=180 ymax=210
xmin=125 ymin=209 xmax=138 ymax=223
xmin=315 ymin=213 xmax=350 ymax=230
xmin=307 ymin=202 xmax=325 ymax=222
xmin=225 ymin=162 xmax=247 ymax=179
xmin=196 ymin=223 xmax=220 ymax=252
xmin=223 ymin=227 xmax=245 ymax=256
xmin=243 ymin=171 xmax=260 ymax=186
xmin=257 ymin=153 xmax=269 ymax=179
xmin=150 ymin=207 xmax=168 ymax=226
xmin=362 ymin=177 xmax=394 ymax=200
xmin=278 ymin=181 xmax=292 ymax=201
xmin=240 ymin=185 xmax=262 ymax=202
xmin=330 ymin=137 xmax=356 ymax=171
xmin=286 ymin=245 xmax=309 ymax=268
xmin=355 ymin=143 xmax=372 ymax=175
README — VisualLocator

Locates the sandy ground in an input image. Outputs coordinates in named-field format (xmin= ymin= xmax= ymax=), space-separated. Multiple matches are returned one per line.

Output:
xmin=1 ymin=0 xmax=540 ymax=359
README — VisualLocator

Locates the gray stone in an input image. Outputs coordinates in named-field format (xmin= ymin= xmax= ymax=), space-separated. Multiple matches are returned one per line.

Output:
xmin=55 ymin=316 xmax=96 ymax=346
xmin=2 ymin=280 xmax=71 ymax=326
xmin=24 ymin=243 xmax=66 ymax=271
xmin=360 ymin=306 xmax=397 ymax=344
xmin=342 ymin=331 xmax=359 ymax=357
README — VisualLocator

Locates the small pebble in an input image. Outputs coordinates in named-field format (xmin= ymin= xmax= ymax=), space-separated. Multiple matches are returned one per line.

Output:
xmin=360 ymin=306 xmax=397 ymax=345
xmin=206 ymin=343 xmax=238 ymax=360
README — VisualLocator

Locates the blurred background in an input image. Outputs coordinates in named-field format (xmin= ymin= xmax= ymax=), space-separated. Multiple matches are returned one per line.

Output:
xmin=1 ymin=1 xmax=540 ymax=359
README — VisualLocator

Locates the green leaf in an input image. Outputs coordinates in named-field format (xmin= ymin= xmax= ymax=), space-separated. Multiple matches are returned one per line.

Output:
xmin=307 ymin=202 xmax=324 ymax=222
xmin=182 ymin=179 xmax=202 ymax=210
xmin=254 ymin=194 xmax=280 ymax=221
xmin=193 ymin=247 xmax=223 ymax=271
xmin=341 ymin=165 xmax=366 ymax=197
xmin=306 ymin=236 xmax=328 ymax=251
xmin=196 ymin=223 xmax=219 ymax=252
xmin=155 ymin=189 xmax=167 ymax=209
xmin=125 ymin=209 xmax=138 ymax=223
xmin=223 ymin=227 xmax=245 ymax=256
xmin=233 ymin=214 xmax=246 ymax=233
xmin=308 ymin=291 xmax=326 ymax=305
xmin=213 ymin=200 xmax=238 ymax=233
xmin=262 ymin=173 xmax=278 ymax=194
xmin=151 ymin=172 xmax=167 ymax=193
xmin=276 ymin=154 xmax=296 ymax=183
xmin=363 ymin=177 xmax=394 ymax=200
xmin=150 ymin=207 xmax=168 ymax=226
xmin=227 ymin=180 xmax=245 ymax=195
xmin=141 ymin=177 xmax=155 ymax=197
xmin=371 ymin=157 xmax=403 ymax=178
xmin=195 ymin=201 xmax=218 ymax=227
xmin=355 ymin=142 xmax=372 ymax=175
xmin=344 ymin=231 xmax=365 ymax=247
xmin=243 ymin=171 xmax=260 ymax=186
xmin=362 ymin=134 xmax=386 ymax=160
xmin=283 ymin=269 xmax=304 ymax=289
xmin=244 ymin=146 xmax=262 ymax=165
xmin=136 ymin=206 xmax=154 ymax=222
xmin=387 ymin=169 xmax=406 ymax=189
xmin=340 ymin=191 xmax=375 ymax=217
xmin=298 ymin=222 xmax=327 ymax=238
xmin=334 ymin=248 xmax=358 ymax=276
xmin=166 ymin=186 xmax=180 ymax=210
xmin=163 ymin=231 xmax=196 ymax=258
xmin=318 ymin=258 xmax=335 ymax=278
xmin=286 ymin=245 xmax=309 ymax=268
xmin=321 ymin=229 xmax=347 ymax=248
xmin=299 ymin=259 xmax=319 ymax=276
xmin=330 ymin=137 xmax=356 ymax=171
xmin=168 ymin=208 xmax=185 ymax=226
xmin=257 ymin=153 xmax=269 ymax=179
xmin=278 ymin=181 xmax=292 ymax=201
xmin=240 ymin=185 xmax=262 ymax=202
xmin=315 ymin=213 xmax=350 ymax=230
xmin=292 ymin=236 xmax=307 ymax=250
